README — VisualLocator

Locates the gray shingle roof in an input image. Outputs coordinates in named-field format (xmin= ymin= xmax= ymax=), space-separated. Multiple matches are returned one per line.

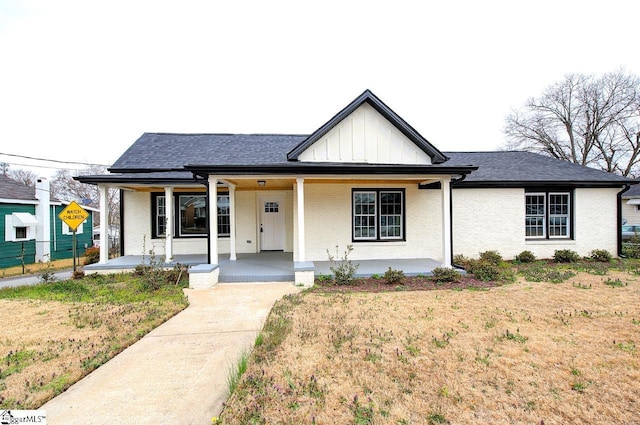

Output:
xmin=0 ymin=174 xmax=37 ymax=201
xmin=623 ymin=183 xmax=640 ymax=197
xmin=444 ymin=151 xmax=632 ymax=185
xmin=110 ymin=133 xmax=306 ymax=171
xmin=103 ymin=133 xmax=633 ymax=186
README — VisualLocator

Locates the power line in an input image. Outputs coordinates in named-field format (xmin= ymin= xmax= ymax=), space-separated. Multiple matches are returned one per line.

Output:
xmin=1 ymin=161 xmax=81 ymax=170
xmin=0 ymin=152 xmax=110 ymax=167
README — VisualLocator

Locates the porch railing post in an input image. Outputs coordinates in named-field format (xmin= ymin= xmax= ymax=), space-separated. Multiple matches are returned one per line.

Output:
xmin=208 ymin=177 xmax=218 ymax=265
xmin=441 ymin=177 xmax=452 ymax=267
xmin=99 ymin=184 xmax=109 ymax=264
xmin=164 ymin=186 xmax=174 ymax=262
xmin=229 ymin=185 xmax=237 ymax=261
xmin=296 ymin=177 xmax=305 ymax=262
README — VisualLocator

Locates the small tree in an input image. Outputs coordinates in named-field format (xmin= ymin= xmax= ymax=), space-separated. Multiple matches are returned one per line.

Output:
xmin=327 ymin=245 xmax=359 ymax=285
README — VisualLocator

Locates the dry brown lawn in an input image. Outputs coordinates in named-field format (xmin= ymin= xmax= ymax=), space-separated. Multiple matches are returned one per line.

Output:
xmin=222 ymin=271 xmax=640 ymax=424
xmin=0 ymin=279 xmax=187 ymax=409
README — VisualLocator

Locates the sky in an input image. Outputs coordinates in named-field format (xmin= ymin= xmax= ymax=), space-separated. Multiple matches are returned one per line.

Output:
xmin=1 ymin=0 xmax=639 ymax=177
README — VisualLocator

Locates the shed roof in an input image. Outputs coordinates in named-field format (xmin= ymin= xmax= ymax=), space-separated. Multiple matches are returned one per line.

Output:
xmin=0 ymin=174 xmax=37 ymax=201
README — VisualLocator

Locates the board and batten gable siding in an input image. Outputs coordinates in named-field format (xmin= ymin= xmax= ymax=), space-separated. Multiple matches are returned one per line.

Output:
xmin=297 ymin=103 xmax=433 ymax=165
xmin=452 ymin=187 xmax=619 ymax=260
xmin=294 ymin=182 xmax=443 ymax=262
xmin=0 ymin=203 xmax=36 ymax=267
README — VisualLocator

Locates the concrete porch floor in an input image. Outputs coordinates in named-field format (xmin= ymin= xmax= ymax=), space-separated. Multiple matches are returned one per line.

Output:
xmin=84 ymin=252 xmax=442 ymax=282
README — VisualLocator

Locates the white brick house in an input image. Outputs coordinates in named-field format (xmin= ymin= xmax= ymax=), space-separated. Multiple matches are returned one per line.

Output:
xmin=79 ymin=90 xmax=634 ymax=286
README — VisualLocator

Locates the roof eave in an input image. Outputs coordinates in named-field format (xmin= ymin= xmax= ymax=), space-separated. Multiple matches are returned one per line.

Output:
xmin=75 ymin=175 xmax=200 ymax=185
xmin=185 ymin=163 xmax=477 ymax=175
xmin=454 ymin=180 xmax=633 ymax=189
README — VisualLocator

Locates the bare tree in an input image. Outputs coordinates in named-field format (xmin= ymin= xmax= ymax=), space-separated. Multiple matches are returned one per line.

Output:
xmin=51 ymin=166 xmax=120 ymax=230
xmin=505 ymin=69 xmax=640 ymax=177
xmin=7 ymin=168 xmax=39 ymax=187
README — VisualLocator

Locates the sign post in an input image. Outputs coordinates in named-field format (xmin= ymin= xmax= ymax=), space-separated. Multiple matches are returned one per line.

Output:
xmin=58 ymin=201 xmax=90 ymax=273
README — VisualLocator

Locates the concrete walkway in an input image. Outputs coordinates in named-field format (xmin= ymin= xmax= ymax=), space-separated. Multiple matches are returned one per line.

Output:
xmin=42 ymin=282 xmax=300 ymax=425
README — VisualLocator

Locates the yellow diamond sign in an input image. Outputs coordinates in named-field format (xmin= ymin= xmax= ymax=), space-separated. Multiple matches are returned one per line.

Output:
xmin=58 ymin=200 xmax=89 ymax=231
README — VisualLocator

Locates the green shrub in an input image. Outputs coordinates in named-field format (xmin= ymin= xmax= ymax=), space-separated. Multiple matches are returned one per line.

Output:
xmin=554 ymin=249 xmax=580 ymax=263
xmin=327 ymin=245 xmax=359 ymax=285
xmin=479 ymin=250 xmax=503 ymax=265
xmin=469 ymin=260 xmax=501 ymax=281
xmin=468 ymin=259 xmax=515 ymax=282
xmin=431 ymin=267 xmax=462 ymax=283
xmin=622 ymin=242 xmax=640 ymax=259
xmin=453 ymin=254 xmax=470 ymax=268
xmin=83 ymin=247 xmax=100 ymax=265
xmin=589 ymin=249 xmax=612 ymax=262
xmin=515 ymin=250 xmax=536 ymax=263
xmin=383 ymin=267 xmax=405 ymax=285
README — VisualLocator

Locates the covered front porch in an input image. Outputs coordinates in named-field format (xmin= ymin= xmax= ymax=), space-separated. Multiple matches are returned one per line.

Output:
xmin=84 ymin=252 xmax=443 ymax=283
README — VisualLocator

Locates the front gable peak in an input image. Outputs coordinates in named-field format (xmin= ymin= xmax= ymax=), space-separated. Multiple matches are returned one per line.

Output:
xmin=287 ymin=90 xmax=448 ymax=165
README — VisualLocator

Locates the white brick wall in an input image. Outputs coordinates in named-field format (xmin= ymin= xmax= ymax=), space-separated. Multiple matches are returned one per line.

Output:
xmin=453 ymin=188 xmax=524 ymax=259
xmin=298 ymin=182 xmax=442 ymax=262
xmin=452 ymin=187 xmax=620 ymax=260
xmin=123 ymin=185 xmax=622 ymax=262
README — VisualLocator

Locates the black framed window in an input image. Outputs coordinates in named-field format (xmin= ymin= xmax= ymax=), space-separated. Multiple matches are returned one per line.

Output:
xmin=156 ymin=195 xmax=166 ymax=237
xmin=525 ymin=190 xmax=572 ymax=239
xmin=352 ymin=189 xmax=405 ymax=241
xmin=217 ymin=195 xmax=230 ymax=236
xmin=15 ymin=227 xmax=27 ymax=240
xmin=151 ymin=192 xmax=230 ymax=238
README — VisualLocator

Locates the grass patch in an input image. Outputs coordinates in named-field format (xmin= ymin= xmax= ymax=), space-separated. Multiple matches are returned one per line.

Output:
xmin=0 ymin=273 xmax=187 ymax=409
xmin=219 ymin=269 xmax=640 ymax=424
xmin=227 ymin=349 xmax=250 ymax=396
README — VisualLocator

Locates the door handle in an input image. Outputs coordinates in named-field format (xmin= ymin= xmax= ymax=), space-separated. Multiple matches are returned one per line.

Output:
xmin=260 ymin=224 xmax=263 ymax=233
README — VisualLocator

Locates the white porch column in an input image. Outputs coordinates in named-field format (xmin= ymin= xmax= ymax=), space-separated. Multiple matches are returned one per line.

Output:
xmin=208 ymin=177 xmax=218 ymax=264
xmin=99 ymin=184 xmax=109 ymax=264
xmin=229 ymin=185 xmax=237 ymax=261
xmin=441 ymin=177 xmax=452 ymax=268
xmin=296 ymin=177 xmax=306 ymax=262
xmin=164 ymin=187 xmax=174 ymax=262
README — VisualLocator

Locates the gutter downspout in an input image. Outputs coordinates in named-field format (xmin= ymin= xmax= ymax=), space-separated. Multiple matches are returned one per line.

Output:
xmin=618 ymin=184 xmax=631 ymax=258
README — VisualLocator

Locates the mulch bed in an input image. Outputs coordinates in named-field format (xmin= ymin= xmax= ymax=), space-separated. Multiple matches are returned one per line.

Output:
xmin=312 ymin=275 xmax=500 ymax=293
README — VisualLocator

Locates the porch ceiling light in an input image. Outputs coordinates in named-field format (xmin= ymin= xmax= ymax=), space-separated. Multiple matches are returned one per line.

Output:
xmin=257 ymin=180 xmax=266 ymax=187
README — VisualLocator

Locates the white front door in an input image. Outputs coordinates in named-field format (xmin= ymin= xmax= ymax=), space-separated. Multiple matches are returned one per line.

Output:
xmin=259 ymin=196 xmax=285 ymax=251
